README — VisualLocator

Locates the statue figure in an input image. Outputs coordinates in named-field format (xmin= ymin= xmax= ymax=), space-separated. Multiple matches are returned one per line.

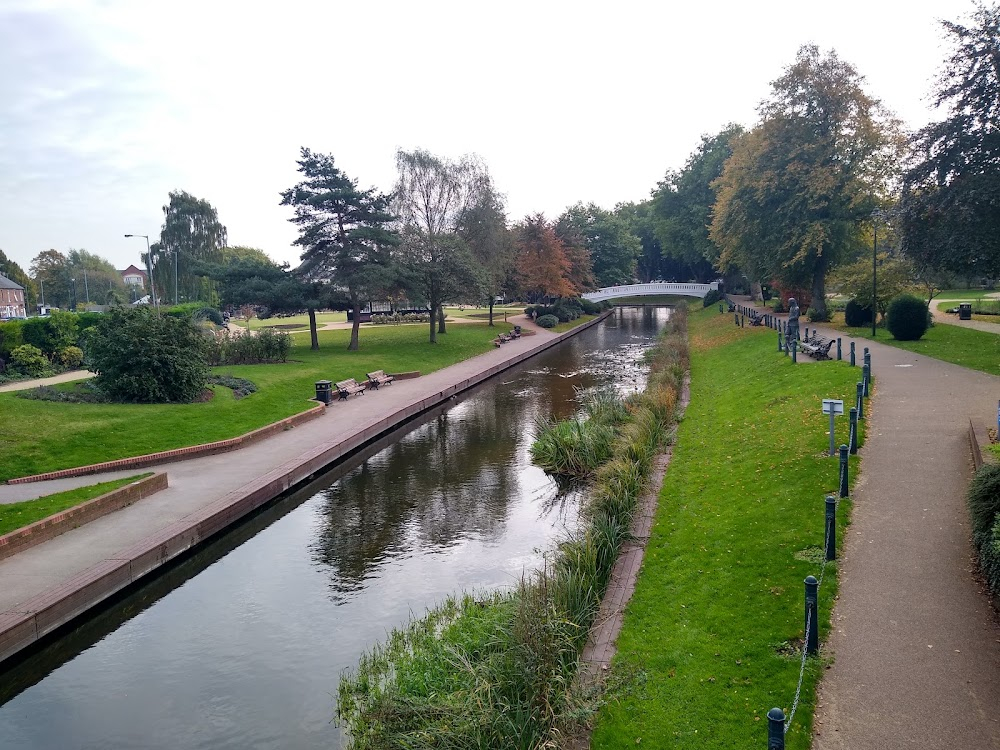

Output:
xmin=786 ymin=297 xmax=800 ymax=350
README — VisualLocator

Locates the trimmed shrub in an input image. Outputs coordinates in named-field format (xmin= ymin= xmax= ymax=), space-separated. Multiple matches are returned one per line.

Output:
xmin=57 ymin=345 xmax=84 ymax=368
xmin=207 ymin=327 xmax=291 ymax=365
xmin=193 ymin=306 xmax=224 ymax=326
xmin=968 ymin=463 xmax=1000 ymax=548
xmin=0 ymin=319 xmax=24 ymax=357
xmin=17 ymin=383 xmax=108 ymax=404
xmin=579 ymin=298 xmax=602 ymax=315
xmin=10 ymin=344 xmax=49 ymax=377
xmin=208 ymin=374 xmax=258 ymax=399
xmin=844 ymin=299 xmax=874 ymax=327
xmin=535 ymin=314 xmax=558 ymax=328
xmin=886 ymin=294 xmax=929 ymax=341
xmin=84 ymin=306 xmax=210 ymax=403
xmin=703 ymin=289 xmax=722 ymax=307
xmin=979 ymin=516 xmax=1000 ymax=598
xmin=806 ymin=306 xmax=832 ymax=323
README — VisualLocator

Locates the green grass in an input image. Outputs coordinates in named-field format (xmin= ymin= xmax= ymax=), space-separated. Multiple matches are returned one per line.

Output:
xmin=551 ymin=314 xmax=601 ymax=332
xmin=0 ymin=474 xmax=153 ymax=536
xmin=0 ymin=324 xmax=500 ymax=482
xmin=229 ymin=310 xmax=348 ymax=329
xmin=590 ymin=306 xmax=862 ymax=749
xmin=826 ymin=316 xmax=1000 ymax=377
xmin=934 ymin=289 xmax=1000 ymax=300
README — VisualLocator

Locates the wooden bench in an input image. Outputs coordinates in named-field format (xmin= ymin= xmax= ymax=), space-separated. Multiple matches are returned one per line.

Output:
xmin=335 ymin=378 xmax=367 ymax=400
xmin=800 ymin=335 xmax=835 ymax=360
xmin=366 ymin=370 xmax=394 ymax=389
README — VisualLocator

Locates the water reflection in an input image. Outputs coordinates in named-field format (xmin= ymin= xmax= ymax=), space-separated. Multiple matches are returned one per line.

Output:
xmin=0 ymin=306 xmax=671 ymax=750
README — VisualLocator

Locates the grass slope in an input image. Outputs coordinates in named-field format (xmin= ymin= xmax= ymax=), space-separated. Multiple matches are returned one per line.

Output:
xmin=0 ymin=325 xmax=498 ymax=482
xmin=0 ymin=474 xmax=152 ymax=535
xmin=590 ymin=307 xmax=862 ymax=749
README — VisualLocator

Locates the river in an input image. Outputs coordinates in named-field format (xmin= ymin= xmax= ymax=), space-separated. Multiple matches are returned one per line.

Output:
xmin=0 ymin=306 xmax=671 ymax=749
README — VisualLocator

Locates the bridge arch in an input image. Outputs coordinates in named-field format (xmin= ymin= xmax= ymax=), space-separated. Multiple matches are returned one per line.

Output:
xmin=582 ymin=281 xmax=720 ymax=303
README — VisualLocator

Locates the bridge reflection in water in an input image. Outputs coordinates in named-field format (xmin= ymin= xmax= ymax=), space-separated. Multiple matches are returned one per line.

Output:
xmin=583 ymin=281 xmax=719 ymax=302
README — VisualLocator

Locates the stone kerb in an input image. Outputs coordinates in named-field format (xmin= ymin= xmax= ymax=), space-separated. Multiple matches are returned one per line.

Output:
xmin=969 ymin=418 xmax=997 ymax=471
xmin=0 ymin=472 xmax=168 ymax=562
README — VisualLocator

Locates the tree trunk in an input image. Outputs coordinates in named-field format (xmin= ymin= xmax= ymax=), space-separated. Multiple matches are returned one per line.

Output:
xmin=488 ymin=300 xmax=494 ymax=327
xmin=810 ymin=255 xmax=828 ymax=318
xmin=348 ymin=299 xmax=361 ymax=351
xmin=437 ymin=304 xmax=446 ymax=334
xmin=428 ymin=303 xmax=437 ymax=343
xmin=308 ymin=307 xmax=319 ymax=350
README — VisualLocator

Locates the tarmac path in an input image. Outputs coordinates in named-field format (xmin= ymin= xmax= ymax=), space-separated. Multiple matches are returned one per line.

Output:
xmin=740 ymin=298 xmax=1000 ymax=748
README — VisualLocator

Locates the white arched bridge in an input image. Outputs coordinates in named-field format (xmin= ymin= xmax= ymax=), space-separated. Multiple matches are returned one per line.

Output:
xmin=582 ymin=281 xmax=720 ymax=303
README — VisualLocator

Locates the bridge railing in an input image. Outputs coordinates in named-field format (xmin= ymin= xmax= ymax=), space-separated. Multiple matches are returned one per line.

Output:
xmin=582 ymin=281 xmax=719 ymax=302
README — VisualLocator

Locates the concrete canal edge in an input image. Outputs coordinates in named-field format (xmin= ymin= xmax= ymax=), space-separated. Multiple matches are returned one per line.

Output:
xmin=0 ymin=311 xmax=613 ymax=666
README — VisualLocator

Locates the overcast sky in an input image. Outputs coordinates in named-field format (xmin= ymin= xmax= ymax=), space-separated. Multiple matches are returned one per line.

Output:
xmin=0 ymin=0 xmax=962 ymax=273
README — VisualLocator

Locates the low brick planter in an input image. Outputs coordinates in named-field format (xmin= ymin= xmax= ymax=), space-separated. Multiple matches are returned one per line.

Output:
xmin=0 ymin=472 xmax=168 ymax=562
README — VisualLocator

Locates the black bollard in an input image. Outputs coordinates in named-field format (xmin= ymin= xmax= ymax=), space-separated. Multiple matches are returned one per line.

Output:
xmin=849 ymin=407 xmax=858 ymax=454
xmin=767 ymin=708 xmax=786 ymax=749
xmin=856 ymin=382 xmax=864 ymax=420
xmin=825 ymin=496 xmax=837 ymax=561
xmin=839 ymin=444 xmax=849 ymax=498
xmin=836 ymin=337 xmax=842 ymax=361
xmin=863 ymin=347 xmax=870 ymax=369
xmin=805 ymin=576 xmax=819 ymax=655
xmin=734 ymin=312 xmax=739 ymax=326
xmin=862 ymin=363 xmax=870 ymax=397
xmin=805 ymin=326 xmax=810 ymax=341
xmin=849 ymin=341 xmax=856 ymax=366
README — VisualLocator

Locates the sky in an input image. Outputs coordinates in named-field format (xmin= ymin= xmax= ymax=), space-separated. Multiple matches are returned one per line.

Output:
xmin=0 ymin=0 xmax=964 ymax=273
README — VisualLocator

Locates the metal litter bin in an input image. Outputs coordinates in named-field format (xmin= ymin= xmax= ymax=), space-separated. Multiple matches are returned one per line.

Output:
xmin=315 ymin=380 xmax=332 ymax=404
xmin=959 ymin=302 xmax=972 ymax=320
xmin=513 ymin=325 xmax=522 ymax=335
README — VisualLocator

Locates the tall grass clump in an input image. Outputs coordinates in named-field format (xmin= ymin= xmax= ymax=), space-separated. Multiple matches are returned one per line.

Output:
xmin=337 ymin=307 xmax=689 ymax=749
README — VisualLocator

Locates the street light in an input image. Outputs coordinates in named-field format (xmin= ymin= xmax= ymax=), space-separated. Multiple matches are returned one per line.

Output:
xmin=70 ymin=277 xmax=77 ymax=312
xmin=124 ymin=234 xmax=159 ymax=312
xmin=871 ymin=210 xmax=882 ymax=339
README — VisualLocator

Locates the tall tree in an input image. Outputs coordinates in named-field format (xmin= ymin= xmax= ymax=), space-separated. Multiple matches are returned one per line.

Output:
xmin=281 ymin=148 xmax=400 ymax=351
xmin=651 ymin=125 xmax=743 ymax=282
xmin=66 ymin=248 xmax=127 ymax=306
xmin=393 ymin=149 xmax=489 ymax=343
xmin=711 ymin=46 xmax=903 ymax=316
xmin=29 ymin=249 xmax=71 ymax=308
xmin=154 ymin=190 xmax=228 ymax=305
xmin=0 ymin=249 xmax=36 ymax=307
xmin=899 ymin=2 xmax=1000 ymax=283
xmin=457 ymin=187 xmax=515 ymax=326
xmin=556 ymin=203 xmax=639 ymax=288
xmin=514 ymin=214 xmax=578 ymax=302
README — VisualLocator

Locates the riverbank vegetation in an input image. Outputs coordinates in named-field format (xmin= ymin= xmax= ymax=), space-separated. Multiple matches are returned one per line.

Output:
xmin=0 ymin=474 xmax=152 ymax=536
xmin=0 ymin=324 xmax=499 ymax=482
xmin=335 ymin=307 xmax=689 ymax=749
xmin=588 ymin=305 xmax=861 ymax=749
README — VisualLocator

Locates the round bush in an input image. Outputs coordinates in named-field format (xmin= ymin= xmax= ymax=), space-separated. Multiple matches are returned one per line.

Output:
xmin=57 ymin=345 xmax=84 ymax=368
xmin=844 ymin=299 xmax=874 ymax=327
xmin=806 ymin=306 xmax=831 ymax=323
xmin=536 ymin=314 xmax=559 ymax=328
xmin=702 ymin=289 xmax=722 ymax=308
xmin=886 ymin=294 xmax=929 ymax=341
xmin=10 ymin=344 xmax=49 ymax=377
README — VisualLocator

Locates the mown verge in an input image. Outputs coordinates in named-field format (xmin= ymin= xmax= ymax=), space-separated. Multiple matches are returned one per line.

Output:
xmin=589 ymin=305 xmax=863 ymax=749
xmin=335 ymin=308 xmax=690 ymax=749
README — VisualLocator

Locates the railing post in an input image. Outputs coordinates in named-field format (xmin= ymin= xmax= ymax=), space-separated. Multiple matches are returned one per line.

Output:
xmin=836 ymin=337 xmax=842 ymax=361
xmin=805 ymin=575 xmax=819 ymax=655
xmin=734 ymin=313 xmax=739 ymax=326
xmin=767 ymin=708 xmax=786 ymax=749
xmin=849 ymin=341 xmax=856 ymax=366
xmin=839 ymin=444 xmax=849 ymax=498
xmin=856 ymin=382 xmax=864 ymax=420
xmin=825 ymin=496 xmax=837 ymax=561
xmin=863 ymin=348 xmax=870 ymax=372
xmin=804 ymin=326 xmax=810 ymax=341
xmin=849 ymin=407 xmax=858 ymax=454
xmin=862 ymin=364 xmax=870 ymax=397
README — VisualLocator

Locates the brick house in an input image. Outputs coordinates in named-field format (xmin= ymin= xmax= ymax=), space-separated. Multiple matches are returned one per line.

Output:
xmin=120 ymin=264 xmax=147 ymax=290
xmin=0 ymin=274 xmax=26 ymax=319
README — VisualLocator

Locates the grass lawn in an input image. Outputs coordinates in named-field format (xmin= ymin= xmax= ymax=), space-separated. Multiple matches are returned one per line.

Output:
xmin=590 ymin=306 xmax=862 ymax=749
xmin=229 ymin=310 xmax=348 ymax=330
xmin=550 ymin=313 xmax=601 ymax=332
xmin=825 ymin=314 xmax=1000 ymax=377
xmin=933 ymin=288 xmax=1000 ymax=300
xmin=442 ymin=305 xmax=526 ymax=321
xmin=0 ymin=324 xmax=500 ymax=482
xmin=0 ymin=474 xmax=152 ymax=536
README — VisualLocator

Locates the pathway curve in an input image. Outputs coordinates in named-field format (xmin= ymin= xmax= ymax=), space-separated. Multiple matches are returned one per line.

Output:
xmin=739 ymin=298 xmax=1000 ymax=747
xmin=931 ymin=297 xmax=1000 ymax=335
xmin=0 ymin=370 xmax=94 ymax=393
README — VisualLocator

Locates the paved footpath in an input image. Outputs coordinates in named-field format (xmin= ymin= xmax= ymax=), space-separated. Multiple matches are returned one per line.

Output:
xmin=0 ymin=317 xmax=566 ymax=658
xmin=741 ymin=299 xmax=1000 ymax=748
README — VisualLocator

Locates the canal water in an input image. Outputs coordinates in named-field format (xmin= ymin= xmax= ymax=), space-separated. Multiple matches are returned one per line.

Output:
xmin=0 ymin=307 xmax=671 ymax=750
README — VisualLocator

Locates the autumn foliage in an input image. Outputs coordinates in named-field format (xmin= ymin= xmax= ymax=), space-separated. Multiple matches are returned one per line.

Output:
xmin=514 ymin=214 xmax=579 ymax=301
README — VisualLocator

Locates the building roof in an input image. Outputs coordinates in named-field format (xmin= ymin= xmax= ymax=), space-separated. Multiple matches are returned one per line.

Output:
xmin=0 ymin=273 xmax=24 ymax=291
xmin=120 ymin=265 xmax=147 ymax=277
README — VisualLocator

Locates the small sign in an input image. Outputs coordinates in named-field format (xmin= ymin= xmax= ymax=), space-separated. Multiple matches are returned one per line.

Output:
xmin=822 ymin=399 xmax=844 ymax=416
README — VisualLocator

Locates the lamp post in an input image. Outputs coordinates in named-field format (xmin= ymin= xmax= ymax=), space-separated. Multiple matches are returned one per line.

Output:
xmin=124 ymin=234 xmax=159 ymax=312
xmin=871 ymin=210 xmax=881 ymax=339
xmin=70 ymin=277 xmax=77 ymax=312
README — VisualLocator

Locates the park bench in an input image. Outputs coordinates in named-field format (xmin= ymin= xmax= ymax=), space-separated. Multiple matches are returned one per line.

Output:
xmin=750 ymin=311 xmax=766 ymax=326
xmin=335 ymin=378 xmax=367 ymax=400
xmin=799 ymin=335 xmax=835 ymax=360
xmin=493 ymin=332 xmax=513 ymax=347
xmin=366 ymin=370 xmax=394 ymax=389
